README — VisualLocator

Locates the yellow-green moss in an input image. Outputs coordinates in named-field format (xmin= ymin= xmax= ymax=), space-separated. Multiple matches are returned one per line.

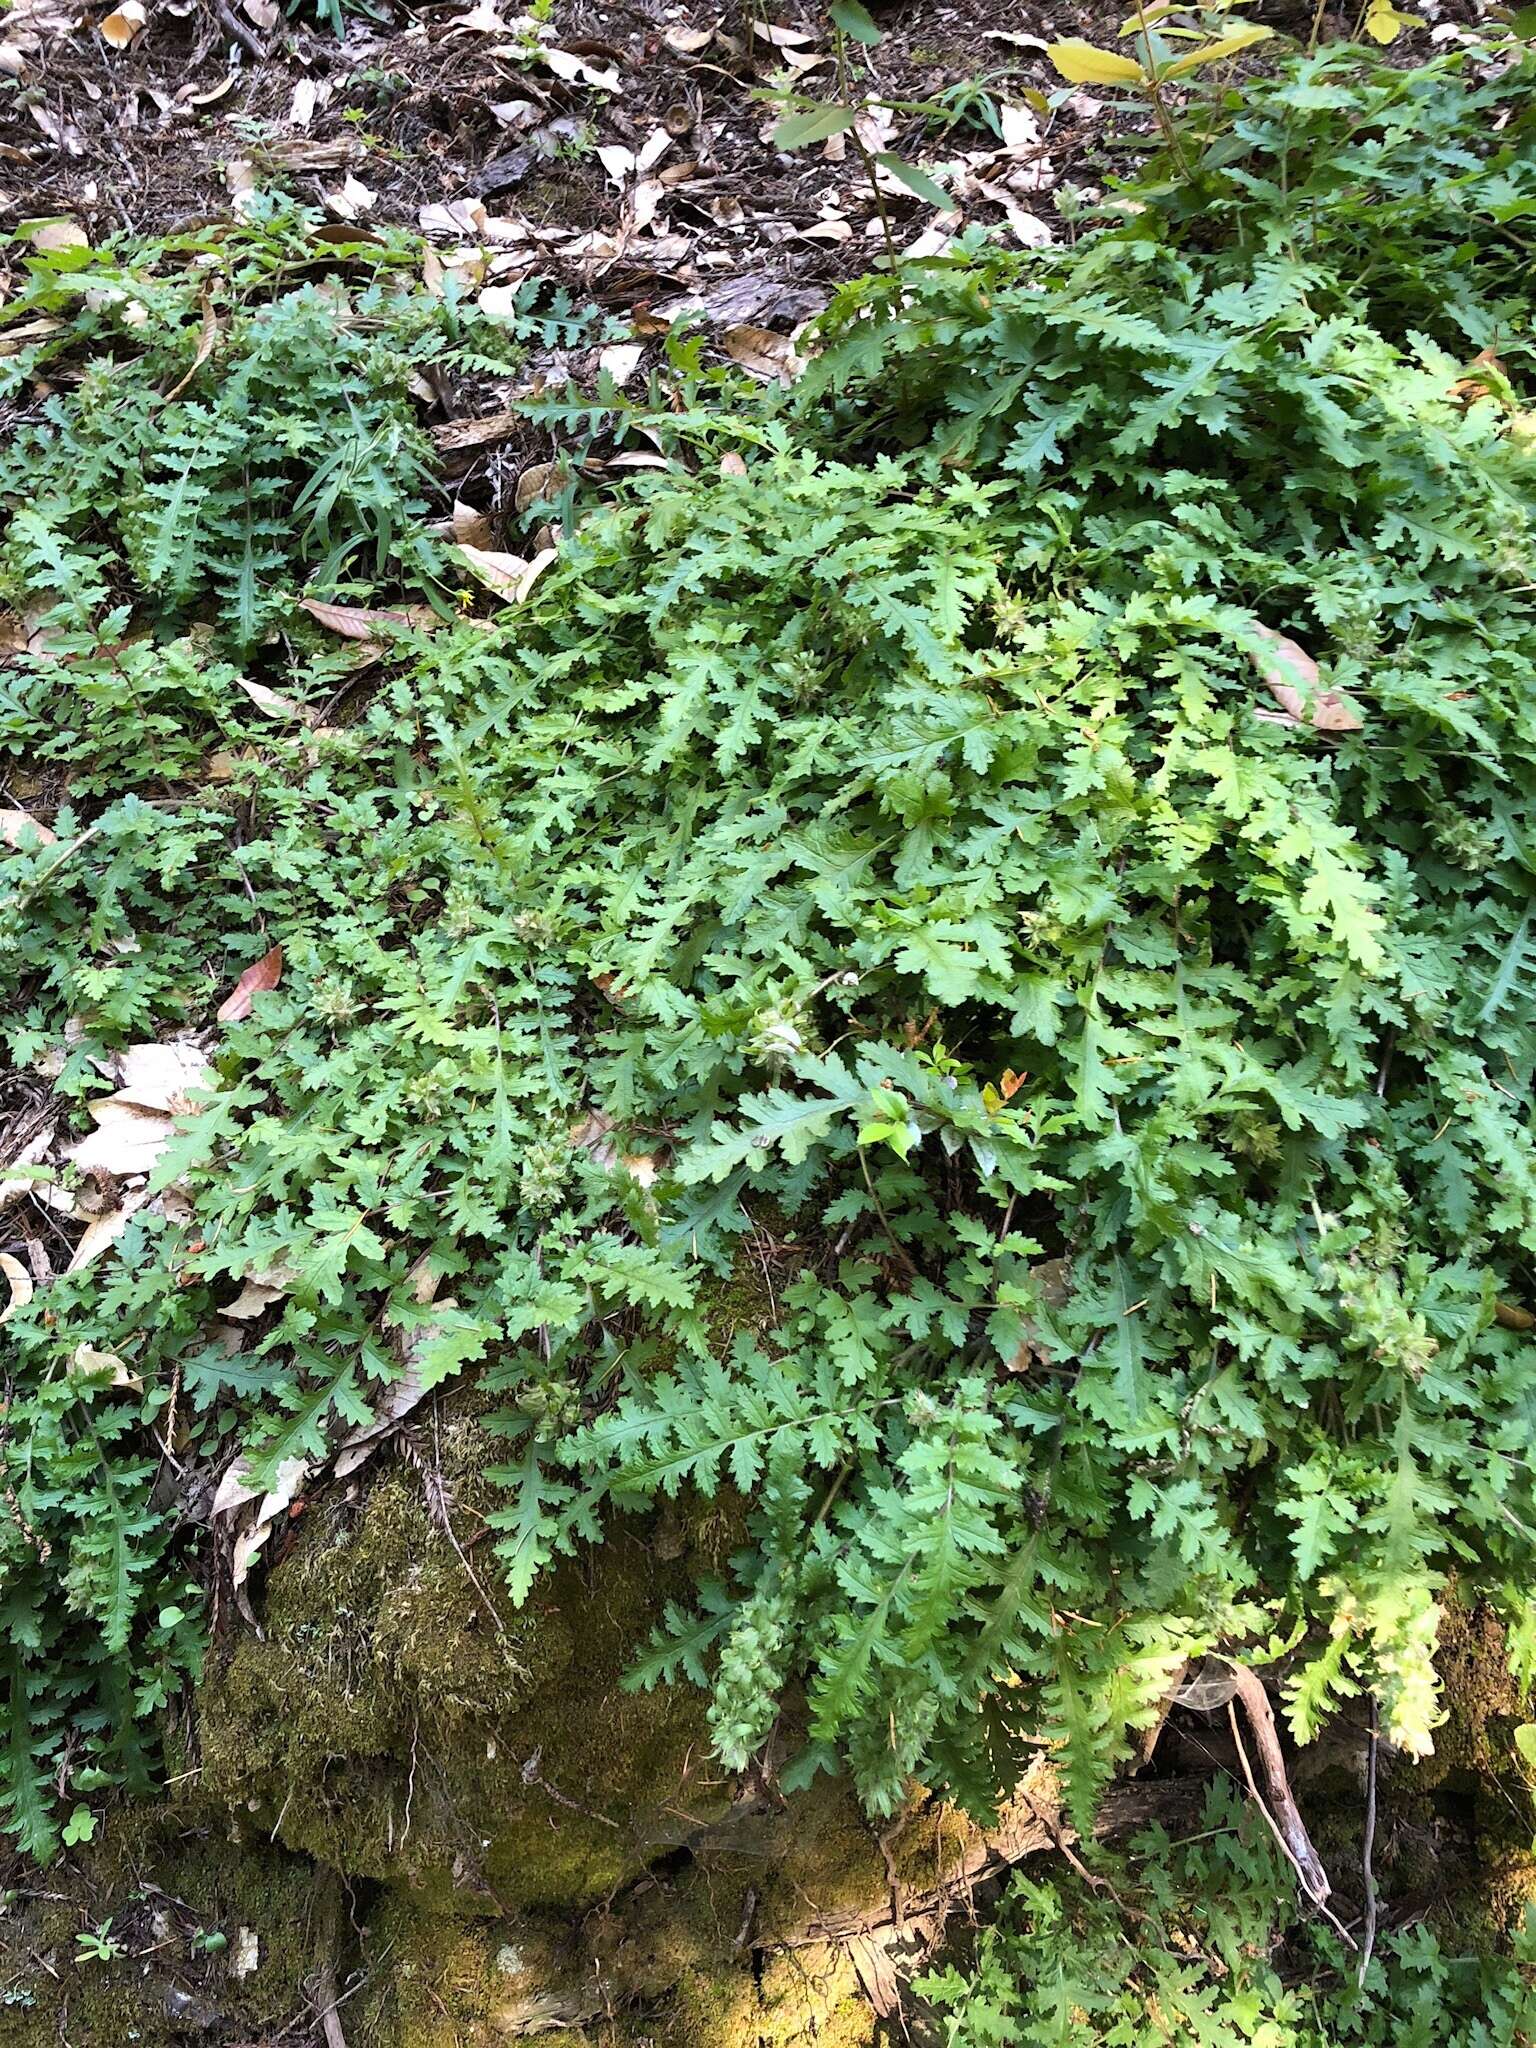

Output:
xmin=196 ymin=1470 xmax=728 ymax=1914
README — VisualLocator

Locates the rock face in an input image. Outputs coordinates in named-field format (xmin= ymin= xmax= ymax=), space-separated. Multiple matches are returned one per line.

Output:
xmin=5 ymin=1426 xmax=1533 ymax=2046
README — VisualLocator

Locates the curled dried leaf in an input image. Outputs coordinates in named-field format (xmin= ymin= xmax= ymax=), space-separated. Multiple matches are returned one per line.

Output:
xmin=216 ymin=944 xmax=283 ymax=1023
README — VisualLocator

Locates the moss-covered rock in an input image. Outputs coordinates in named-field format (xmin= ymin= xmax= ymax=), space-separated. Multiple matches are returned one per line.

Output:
xmin=196 ymin=1467 xmax=728 ymax=1915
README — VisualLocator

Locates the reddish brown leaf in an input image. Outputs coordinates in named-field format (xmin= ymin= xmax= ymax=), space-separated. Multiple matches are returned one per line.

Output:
xmin=217 ymin=945 xmax=283 ymax=1022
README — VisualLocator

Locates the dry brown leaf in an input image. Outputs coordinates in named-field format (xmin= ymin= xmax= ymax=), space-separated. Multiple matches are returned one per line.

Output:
xmin=451 ymin=499 xmax=493 ymax=548
xmin=0 ymin=1251 xmax=32 ymax=1324
xmin=111 ymin=1041 xmax=213 ymax=1113
xmin=722 ymin=322 xmax=801 ymax=382
xmin=161 ymin=292 xmax=219 ymax=404
xmin=0 ymin=1126 xmax=55 ymax=1212
xmin=0 ymin=807 xmax=56 ymax=848
xmin=599 ymin=341 xmax=645 ymax=387
xmin=223 ymin=1277 xmax=286 ymax=1320
xmin=65 ymin=1043 xmax=213 ymax=1179
xmin=216 ymin=943 xmax=283 ymax=1023
xmin=332 ymin=1351 xmax=430 ymax=1477
xmin=298 ymin=596 xmax=429 ymax=641
xmin=236 ymin=677 xmax=320 ymax=726
xmin=663 ymin=22 xmax=713 ymax=50
xmin=514 ymin=461 xmax=564 ymax=515
xmin=1249 ymin=624 xmax=1363 ymax=733
xmin=458 ymin=543 xmax=557 ymax=603
xmin=539 ymin=43 xmax=623 ymax=89
xmin=752 ymin=17 xmax=817 ymax=44
xmin=70 ymin=1341 xmax=141 ymax=1388
xmin=67 ymin=1189 xmax=151 ymax=1272
xmin=27 ymin=218 xmax=89 ymax=253
xmin=99 ymin=0 xmax=145 ymax=43
xmin=323 ymin=173 xmax=377 ymax=223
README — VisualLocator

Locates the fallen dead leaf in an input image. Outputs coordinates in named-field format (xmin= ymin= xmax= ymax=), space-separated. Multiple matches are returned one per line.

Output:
xmin=0 ymin=1125 xmax=56 ymax=1211
xmin=514 ymin=461 xmax=565 ymax=515
xmin=599 ymin=341 xmax=645 ymax=387
xmin=458 ymin=543 xmax=558 ymax=603
xmin=223 ymin=157 xmax=260 ymax=219
xmin=216 ymin=944 xmax=283 ymax=1023
xmin=27 ymin=218 xmax=89 ymax=253
xmin=0 ymin=1251 xmax=32 ymax=1324
xmin=663 ymin=22 xmax=712 ymax=50
xmin=0 ymin=807 xmax=56 ymax=848
xmin=298 ymin=596 xmax=431 ymax=641
xmin=236 ymin=677 xmax=321 ymax=726
xmin=538 ymin=43 xmax=623 ymax=90
xmin=70 ymin=1341 xmax=141 ymax=1389
xmin=1248 ymin=624 xmax=1363 ymax=733
xmin=67 ymin=1189 xmax=151 ymax=1272
xmin=99 ymin=0 xmax=145 ymax=44
xmin=160 ymin=292 xmax=219 ymax=404
xmin=722 ymin=323 xmax=801 ymax=382
xmin=323 ymin=173 xmax=376 ymax=223
xmin=451 ymin=499 xmax=493 ymax=549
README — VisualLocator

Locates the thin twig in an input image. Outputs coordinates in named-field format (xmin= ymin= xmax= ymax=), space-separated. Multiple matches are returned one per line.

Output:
xmin=1357 ymin=1694 xmax=1379 ymax=1986
xmin=211 ymin=0 xmax=268 ymax=60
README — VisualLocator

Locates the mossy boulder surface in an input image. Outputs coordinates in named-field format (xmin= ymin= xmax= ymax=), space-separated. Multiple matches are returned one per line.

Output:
xmin=197 ymin=1465 xmax=729 ymax=1912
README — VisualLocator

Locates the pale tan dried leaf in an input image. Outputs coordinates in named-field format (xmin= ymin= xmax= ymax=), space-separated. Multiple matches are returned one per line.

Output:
xmin=332 ymin=1354 xmax=429 ymax=1477
xmin=236 ymin=677 xmax=321 ymax=726
xmin=0 ymin=1126 xmax=55 ymax=1212
xmin=539 ymin=43 xmax=623 ymax=89
xmin=323 ymin=173 xmax=377 ymax=223
xmin=458 ymin=543 xmax=557 ymax=603
xmin=99 ymin=0 xmax=145 ymax=44
xmin=1249 ymin=624 xmax=1363 ymax=733
xmin=752 ymin=17 xmax=817 ymax=43
xmin=722 ymin=322 xmax=801 ymax=382
xmin=289 ymin=77 xmax=318 ymax=126
xmin=111 ymin=1040 xmax=213 ymax=1113
xmin=161 ymin=293 xmax=219 ymax=403
xmin=447 ymin=499 xmax=491 ymax=548
xmin=223 ymin=1278 xmax=286 ymax=1320
xmin=514 ymin=461 xmax=564 ymax=515
xmin=0 ymin=1252 xmax=32 ymax=1325
xmin=227 ymin=1453 xmax=309 ymax=1588
xmin=70 ymin=1341 xmax=141 ymax=1388
xmin=298 ymin=596 xmax=428 ymax=641
xmin=599 ymin=341 xmax=645 ymax=387
xmin=663 ymin=22 xmax=712 ymax=50
xmin=0 ymin=807 xmax=56 ymax=848
xmin=66 ymin=1189 xmax=150 ymax=1272
xmin=27 ymin=218 xmax=89 ymax=253
xmin=447 ymin=0 xmax=507 ymax=28
xmin=66 ymin=1101 xmax=173 ymax=1177
xmin=185 ymin=72 xmax=236 ymax=106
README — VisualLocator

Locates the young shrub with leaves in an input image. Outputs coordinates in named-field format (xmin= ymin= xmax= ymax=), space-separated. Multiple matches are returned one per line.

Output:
xmin=2 ymin=47 xmax=1536 ymax=1859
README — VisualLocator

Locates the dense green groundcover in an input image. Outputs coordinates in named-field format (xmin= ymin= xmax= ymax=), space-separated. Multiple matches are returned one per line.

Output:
xmin=921 ymin=1784 xmax=1536 ymax=2045
xmin=1 ymin=45 xmax=1535 ymax=1877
